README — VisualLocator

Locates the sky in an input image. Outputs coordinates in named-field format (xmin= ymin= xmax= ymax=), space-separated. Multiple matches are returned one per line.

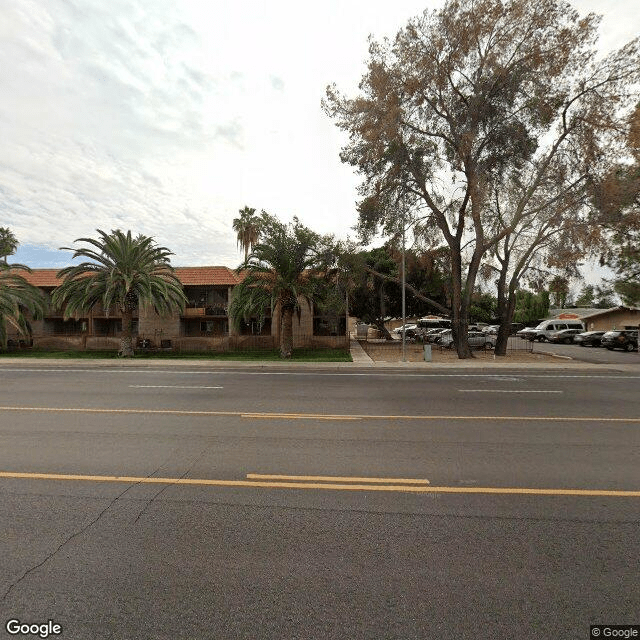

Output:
xmin=2 ymin=0 xmax=639 ymax=276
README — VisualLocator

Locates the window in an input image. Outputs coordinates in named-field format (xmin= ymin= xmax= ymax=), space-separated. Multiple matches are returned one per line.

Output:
xmin=239 ymin=317 xmax=271 ymax=336
xmin=184 ymin=287 xmax=228 ymax=314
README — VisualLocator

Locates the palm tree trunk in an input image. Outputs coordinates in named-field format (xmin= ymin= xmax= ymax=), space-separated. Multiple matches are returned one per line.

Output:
xmin=280 ymin=306 xmax=294 ymax=358
xmin=119 ymin=309 xmax=135 ymax=357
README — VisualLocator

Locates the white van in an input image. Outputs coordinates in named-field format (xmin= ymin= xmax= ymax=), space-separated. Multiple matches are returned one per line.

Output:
xmin=530 ymin=319 xmax=584 ymax=342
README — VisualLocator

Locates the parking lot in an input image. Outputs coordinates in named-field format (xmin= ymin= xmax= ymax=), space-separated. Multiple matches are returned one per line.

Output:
xmin=534 ymin=341 xmax=640 ymax=364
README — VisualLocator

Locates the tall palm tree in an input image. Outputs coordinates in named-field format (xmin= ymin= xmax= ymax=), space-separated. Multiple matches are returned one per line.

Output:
xmin=232 ymin=206 xmax=262 ymax=262
xmin=0 ymin=227 xmax=19 ymax=263
xmin=52 ymin=229 xmax=187 ymax=357
xmin=0 ymin=262 xmax=45 ymax=349
xmin=229 ymin=215 xmax=336 ymax=358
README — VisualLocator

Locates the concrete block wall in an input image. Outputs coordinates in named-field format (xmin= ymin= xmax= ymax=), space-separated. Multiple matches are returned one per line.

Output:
xmin=138 ymin=309 xmax=181 ymax=344
xmin=86 ymin=337 xmax=121 ymax=350
xmin=33 ymin=336 xmax=85 ymax=350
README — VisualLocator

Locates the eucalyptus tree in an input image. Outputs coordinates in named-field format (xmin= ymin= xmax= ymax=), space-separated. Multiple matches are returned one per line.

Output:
xmin=229 ymin=214 xmax=336 ymax=358
xmin=325 ymin=0 xmax=640 ymax=358
xmin=52 ymin=230 xmax=186 ymax=357
xmin=0 ymin=262 xmax=45 ymax=349
xmin=591 ymin=103 xmax=640 ymax=306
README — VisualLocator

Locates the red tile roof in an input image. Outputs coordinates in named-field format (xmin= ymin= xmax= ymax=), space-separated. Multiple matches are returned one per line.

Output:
xmin=16 ymin=266 xmax=243 ymax=287
xmin=15 ymin=269 xmax=62 ymax=287
xmin=174 ymin=266 xmax=241 ymax=286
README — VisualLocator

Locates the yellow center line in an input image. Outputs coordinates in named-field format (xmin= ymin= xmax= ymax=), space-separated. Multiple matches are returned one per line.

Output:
xmin=241 ymin=413 xmax=362 ymax=421
xmin=0 ymin=471 xmax=638 ymax=497
xmin=0 ymin=405 xmax=639 ymax=423
xmin=246 ymin=473 xmax=430 ymax=484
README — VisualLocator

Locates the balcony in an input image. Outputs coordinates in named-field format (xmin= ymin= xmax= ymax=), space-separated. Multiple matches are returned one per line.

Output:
xmin=183 ymin=305 xmax=228 ymax=317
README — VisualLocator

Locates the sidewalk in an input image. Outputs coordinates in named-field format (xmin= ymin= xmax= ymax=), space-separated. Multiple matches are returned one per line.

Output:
xmin=0 ymin=347 xmax=637 ymax=372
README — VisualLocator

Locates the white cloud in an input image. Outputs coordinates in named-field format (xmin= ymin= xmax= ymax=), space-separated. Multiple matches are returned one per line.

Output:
xmin=1 ymin=0 xmax=638 ymax=271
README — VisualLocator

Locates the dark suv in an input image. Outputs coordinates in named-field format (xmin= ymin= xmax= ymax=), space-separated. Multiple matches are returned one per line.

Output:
xmin=600 ymin=330 xmax=638 ymax=352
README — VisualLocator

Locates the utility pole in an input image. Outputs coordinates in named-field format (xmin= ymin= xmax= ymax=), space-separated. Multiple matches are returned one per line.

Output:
xmin=401 ymin=206 xmax=406 ymax=362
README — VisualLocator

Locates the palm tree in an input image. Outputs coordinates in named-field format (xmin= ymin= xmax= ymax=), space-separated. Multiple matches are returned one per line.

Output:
xmin=0 ymin=262 xmax=45 ymax=349
xmin=52 ymin=230 xmax=187 ymax=357
xmin=229 ymin=215 xmax=336 ymax=358
xmin=232 ymin=206 xmax=262 ymax=262
xmin=0 ymin=227 xmax=19 ymax=263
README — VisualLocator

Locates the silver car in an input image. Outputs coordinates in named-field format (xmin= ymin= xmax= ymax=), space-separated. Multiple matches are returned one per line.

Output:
xmin=441 ymin=331 xmax=496 ymax=349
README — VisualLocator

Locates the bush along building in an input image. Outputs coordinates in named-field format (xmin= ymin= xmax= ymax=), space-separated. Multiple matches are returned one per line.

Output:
xmin=16 ymin=267 xmax=347 ymax=352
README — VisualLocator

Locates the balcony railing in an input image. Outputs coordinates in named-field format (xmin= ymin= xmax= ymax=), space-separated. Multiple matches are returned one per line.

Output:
xmin=183 ymin=306 xmax=228 ymax=317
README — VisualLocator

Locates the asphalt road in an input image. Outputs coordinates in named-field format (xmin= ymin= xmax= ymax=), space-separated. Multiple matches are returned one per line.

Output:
xmin=1 ymin=364 xmax=639 ymax=640
xmin=534 ymin=341 xmax=640 ymax=364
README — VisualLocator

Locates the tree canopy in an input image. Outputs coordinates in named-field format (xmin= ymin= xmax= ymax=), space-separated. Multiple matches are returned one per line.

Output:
xmin=591 ymin=103 xmax=640 ymax=307
xmin=52 ymin=229 xmax=186 ymax=357
xmin=229 ymin=214 xmax=337 ymax=358
xmin=0 ymin=227 xmax=18 ymax=263
xmin=0 ymin=261 xmax=45 ymax=349
xmin=233 ymin=206 xmax=263 ymax=263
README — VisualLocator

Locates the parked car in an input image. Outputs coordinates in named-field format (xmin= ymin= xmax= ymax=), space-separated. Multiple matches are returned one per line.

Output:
xmin=510 ymin=323 xmax=525 ymax=335
xmin=486 ymin=323 xmax=524 ymax=336
xmin=600 ymin=330 xmax=638 ymax=352
xmin=428 ymin=328 xmax=451 ymax=343
xmin=529 ymin=319 xmax=585 ymax=342
xmin=441 ymin=331 xmax=496 ymax=350
xmin=516 ymin=327 xmax=538 ymax=340
xmin=393 ymin=323 xmax=418 ymax=335
xmin=573 ymin=331 xmax=606 ymax=347
xmin=548 ymin=328 xmax=583 ymax=344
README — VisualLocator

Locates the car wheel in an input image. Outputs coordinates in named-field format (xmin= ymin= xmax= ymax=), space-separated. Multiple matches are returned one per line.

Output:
xmin=485 ymin=342 xmax=494 ymax=349
xmin=606 ymin=347 xmax=614 ymax=350
xmin=446 ymin=343 xmax=454 ymax=349
xmin=563 ymin=338 xmax=572 ymax=344
xmin=537 ymin=335 xmax=546 ymax=342
xmin=625 ymin=343 xmax=635 ymax=352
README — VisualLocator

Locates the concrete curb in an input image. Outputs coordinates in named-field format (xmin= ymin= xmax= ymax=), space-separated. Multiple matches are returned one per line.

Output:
xmin=0 ymin=356 xmax=637 ymax=372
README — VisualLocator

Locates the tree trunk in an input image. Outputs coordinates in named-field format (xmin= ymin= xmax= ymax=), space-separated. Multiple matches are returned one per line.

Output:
xmin=280 ymin=305 xmax=294 ymax=358
xmin=450 ymin=250 xmax=473 ymax=358
xmin=119 ymin=309 xmax=135 ymax=357
xmin=494 ymin=264 xmax=509 ymax=356
xmin=495 ymin=270 xmax=518 ymax=355
xmin=374 ymin=318 xmax=394 ymax=340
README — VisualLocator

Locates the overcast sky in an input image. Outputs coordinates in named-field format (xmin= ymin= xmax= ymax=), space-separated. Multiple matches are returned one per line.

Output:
xmin=2 ymin=0 xmax=639 ymax=273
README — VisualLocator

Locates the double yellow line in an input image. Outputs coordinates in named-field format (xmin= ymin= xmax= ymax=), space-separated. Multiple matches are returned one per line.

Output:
xmin=0 ymin=471 xmax=431 ymax=493
xmin=1 ymin=471 xmax=639 ymax=497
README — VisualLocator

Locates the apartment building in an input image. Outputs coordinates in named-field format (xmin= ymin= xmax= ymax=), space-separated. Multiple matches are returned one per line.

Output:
xmin=18 ymin=267 xmax=347 ymax=351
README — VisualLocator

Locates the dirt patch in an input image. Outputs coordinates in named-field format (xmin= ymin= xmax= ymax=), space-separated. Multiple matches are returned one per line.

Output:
xmin=359 ymin=340 xmax=560 ymax=363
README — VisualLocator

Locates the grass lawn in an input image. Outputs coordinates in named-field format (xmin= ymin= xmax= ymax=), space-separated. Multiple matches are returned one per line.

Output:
xmin=0 ymin=348 xmax=353 ymax=362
